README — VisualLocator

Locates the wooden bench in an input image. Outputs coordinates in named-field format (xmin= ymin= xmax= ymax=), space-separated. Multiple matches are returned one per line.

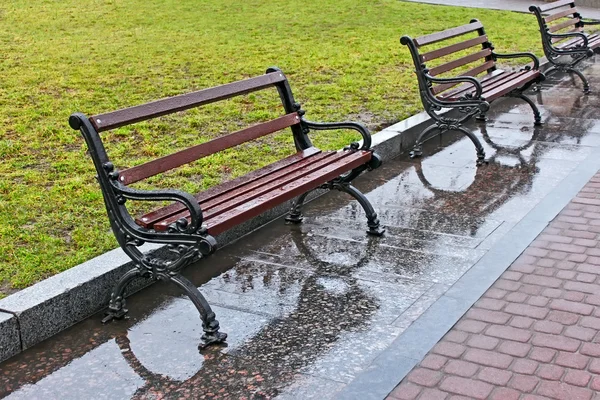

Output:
xmin=401 ymin=19 xmax=545 ymax=165
xmin=530 ymin=0 xmax=600 ymax=93
xmin=68 ymin=67 xmax=384 ymax=349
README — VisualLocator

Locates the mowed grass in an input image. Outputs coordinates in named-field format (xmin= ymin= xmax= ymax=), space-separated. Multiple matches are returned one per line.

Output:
xmin=0 ymin=0 xmax=542 ymax=297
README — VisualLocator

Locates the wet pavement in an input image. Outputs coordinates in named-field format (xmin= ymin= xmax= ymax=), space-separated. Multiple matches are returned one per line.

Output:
xmin=2 ymin=59 xmax=600 ymax=399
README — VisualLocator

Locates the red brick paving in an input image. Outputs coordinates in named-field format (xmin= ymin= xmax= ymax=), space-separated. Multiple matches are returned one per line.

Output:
xmin=387 ymin=173 xmax=600 ymax=400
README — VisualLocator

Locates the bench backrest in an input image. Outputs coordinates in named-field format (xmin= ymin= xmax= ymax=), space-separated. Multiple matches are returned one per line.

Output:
xmin=73 ymin=67 xmax=311 ymax=187
xmin=401 ymin=20 xmax=496 ymax=97
xmin=530 ymin=1 xmax=582 ymax=44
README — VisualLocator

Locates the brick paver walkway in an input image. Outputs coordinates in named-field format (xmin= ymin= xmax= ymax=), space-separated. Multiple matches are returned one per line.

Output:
xmin=388 ymin=172 xmax=600 ymax=400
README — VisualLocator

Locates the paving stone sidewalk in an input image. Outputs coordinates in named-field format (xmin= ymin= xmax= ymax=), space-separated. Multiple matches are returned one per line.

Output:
xmin=388 ymin=173 xmax=600 ymax=399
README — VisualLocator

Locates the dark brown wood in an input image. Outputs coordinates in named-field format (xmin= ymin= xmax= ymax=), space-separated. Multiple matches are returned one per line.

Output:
xmin=414 ymin=21 xmax=483 ymax=47
xmin=420 ymin=35 xmax=488 ymax=62
xmin=432 ymin=61 xmax=496 ymax=95
xmin=545 ymin=7 xmax=578 ymax=23
xmin=437 ymin=69 xmax=509 ymax=99
xmin=119 ymin=112 xmax=300 ymax=185
xmin=549 ymin=17 xmax=580 ymax=33
xmin=152 ymin=150 xmax=372 ymax=235
xmin=90 ymin=72 xmax=287 ymax=132
xmin=428 ymin=49 xmax=491 ymax=77
xmin=152 ymin=150 xmax=361 ymax=230
xmin=482 ymin=70 xmax=541 ymax=101
xmin=539 ymin=0 xmax=575 ymax=12
xmin=136 ymin=146 xmax=323 ymax=228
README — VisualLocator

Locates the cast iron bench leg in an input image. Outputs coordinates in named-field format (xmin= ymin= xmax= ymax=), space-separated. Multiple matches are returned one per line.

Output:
xmin=411 ymin=123 xmax=487 ymax=166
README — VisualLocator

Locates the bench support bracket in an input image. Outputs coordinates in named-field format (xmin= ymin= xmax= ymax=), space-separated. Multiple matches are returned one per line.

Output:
xmin=545 ymin=64 xmax=591 ymax=94
xmin=286 ymin=180 xmax=384 ymax=236
xmin=102 ymin=241 xmax=227 ymax=349
xmin=410 ymin=119 xmax=487 ymax=166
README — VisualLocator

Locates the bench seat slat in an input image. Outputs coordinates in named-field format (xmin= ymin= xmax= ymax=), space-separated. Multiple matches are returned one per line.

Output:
xmin=428 ymin=49 xmax=492 ymax=77
xmin=441 ymin=70 xmax=539 ymax=102
xmin=438 ymin=69 xmax=517 ymax=99
xmin=415 ymin=21 xmax=483 ymax=46
xmin=151 ymin=150 xmax=363 ymax=231
xmin=119 ymin=112 xmax=300 ymax=185
xmin=480 ymin=70 xmax=541 ymax=101
xmin=201 ymin=150 xmax=372 ymax=235
xmin=432 ymin=61 xmax=496 ymax=95
xmin=197 ymin=152 xmax=338 ymax=214
xmin=90 ymin=72 xmax=287 ymax=132
xmin=136 ymin=146 xmax=323 ymax=228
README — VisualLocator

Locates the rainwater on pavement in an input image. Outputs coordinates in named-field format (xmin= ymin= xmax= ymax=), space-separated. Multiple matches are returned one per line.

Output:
xmin=2 ymin=58 xmax=600 ymax=399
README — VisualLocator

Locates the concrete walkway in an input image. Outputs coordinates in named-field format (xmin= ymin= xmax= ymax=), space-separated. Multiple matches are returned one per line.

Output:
xmin=388 ymin=172 xmax=600 ymax=400
xmin=401 ymin=0 xmax=600 ymax=19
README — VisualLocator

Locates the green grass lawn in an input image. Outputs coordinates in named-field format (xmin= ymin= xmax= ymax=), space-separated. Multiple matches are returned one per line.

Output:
xmin=0 ymin=0 xmax=543 ymax=297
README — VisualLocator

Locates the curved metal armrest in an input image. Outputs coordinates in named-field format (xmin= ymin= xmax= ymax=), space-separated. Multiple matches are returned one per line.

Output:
xmin=493 ymin=51 xmax=540 ymax=70
xmin=582 ymin=19 xmax=600 ymax=26
xmin=549 ymin=31 xmax=589 ymax=48
xmin=301 ymin=119 xmax=372 ymax=150
xmin=111 ymin=182 xmax=203 ymax=233
xmin=424 ymin=74 xmax=484 ymax=98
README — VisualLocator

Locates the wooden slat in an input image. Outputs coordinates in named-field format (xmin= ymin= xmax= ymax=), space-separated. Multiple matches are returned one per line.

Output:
xmin=204 ymin=151 xmax=373 ymax=235
xmin=539 ymin=0 xmax=575 ymax=12
xmin=482 ymin=70 xmax=541 ymax=101
xmin=432 ymin=61 xmax=495 ymax=95
xmin=136 ymin=147 xmax=323 ymax=228
xmin=90 ymin=72 xmax=287 ymax=132
xmin=136 ymin=151 xmax=336 ymax=228
xmin=545 ymin=7 xmax=578 ymax=23
xmin=415 ymin=21 xmax=483 ymax=47
xmin=549 ymin=17 xmax=580 ymax=33
xmin=438 ymin=69 xmax=509 ymax=99
xmin=152 ymin=150 xmax=359 ymax=230
xmin=119 ymin=112 xmax=300 ymax=185
xmin=428 ymin=49 xmax=492 ymax=77
xmin=421 ymin=35 xmax=488 ymax=62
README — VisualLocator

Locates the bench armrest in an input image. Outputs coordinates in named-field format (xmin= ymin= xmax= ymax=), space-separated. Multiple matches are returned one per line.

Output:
xmin=582 ymin=19 xmax=600 ymax=26
xmin=111 ymin=182 xmax=203 ymax=234
xmin=424 ymin=74 xmax=484 ymax=99
xmin=301 ymin=120 xmax=372 ymax=151
xmin=549 ymin=31 xmax=589 ymax=49
xmin=492 ymin=51 xmax=540 ymax=70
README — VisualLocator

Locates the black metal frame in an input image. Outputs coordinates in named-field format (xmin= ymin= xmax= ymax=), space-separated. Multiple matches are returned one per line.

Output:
xmin=68 ymin=67 xmax=383 ymax=349
xmin=530 ymin=3 xmax=599 ymax=94
xmin=401 ymin=21 xmax=544 ymax=165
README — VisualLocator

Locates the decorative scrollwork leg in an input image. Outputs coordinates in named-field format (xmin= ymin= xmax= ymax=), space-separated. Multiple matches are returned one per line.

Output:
xmin=544 ymin=66 xmax=558 ymax=78
xmin=567 ymin=67 xmax=591 ymax=94
xmin=169 ymin=273 xmax=227 ymax=349
xmin=334 ymin=182 xmax=384 ymax=236
xmin=102 ymin=267 xmax=142 ymax=323
xmin=456 ymin=126 xmax=487 ymax=166
xmin=475 ymin=114 xmax=487 ymax=123
xmin=511 ymin=92 xmax=542 ymax=126
xmin=285 ymin=191 xmax=311 ymax=224
xmin=410 ymin=124 xmax=441 ymax=159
